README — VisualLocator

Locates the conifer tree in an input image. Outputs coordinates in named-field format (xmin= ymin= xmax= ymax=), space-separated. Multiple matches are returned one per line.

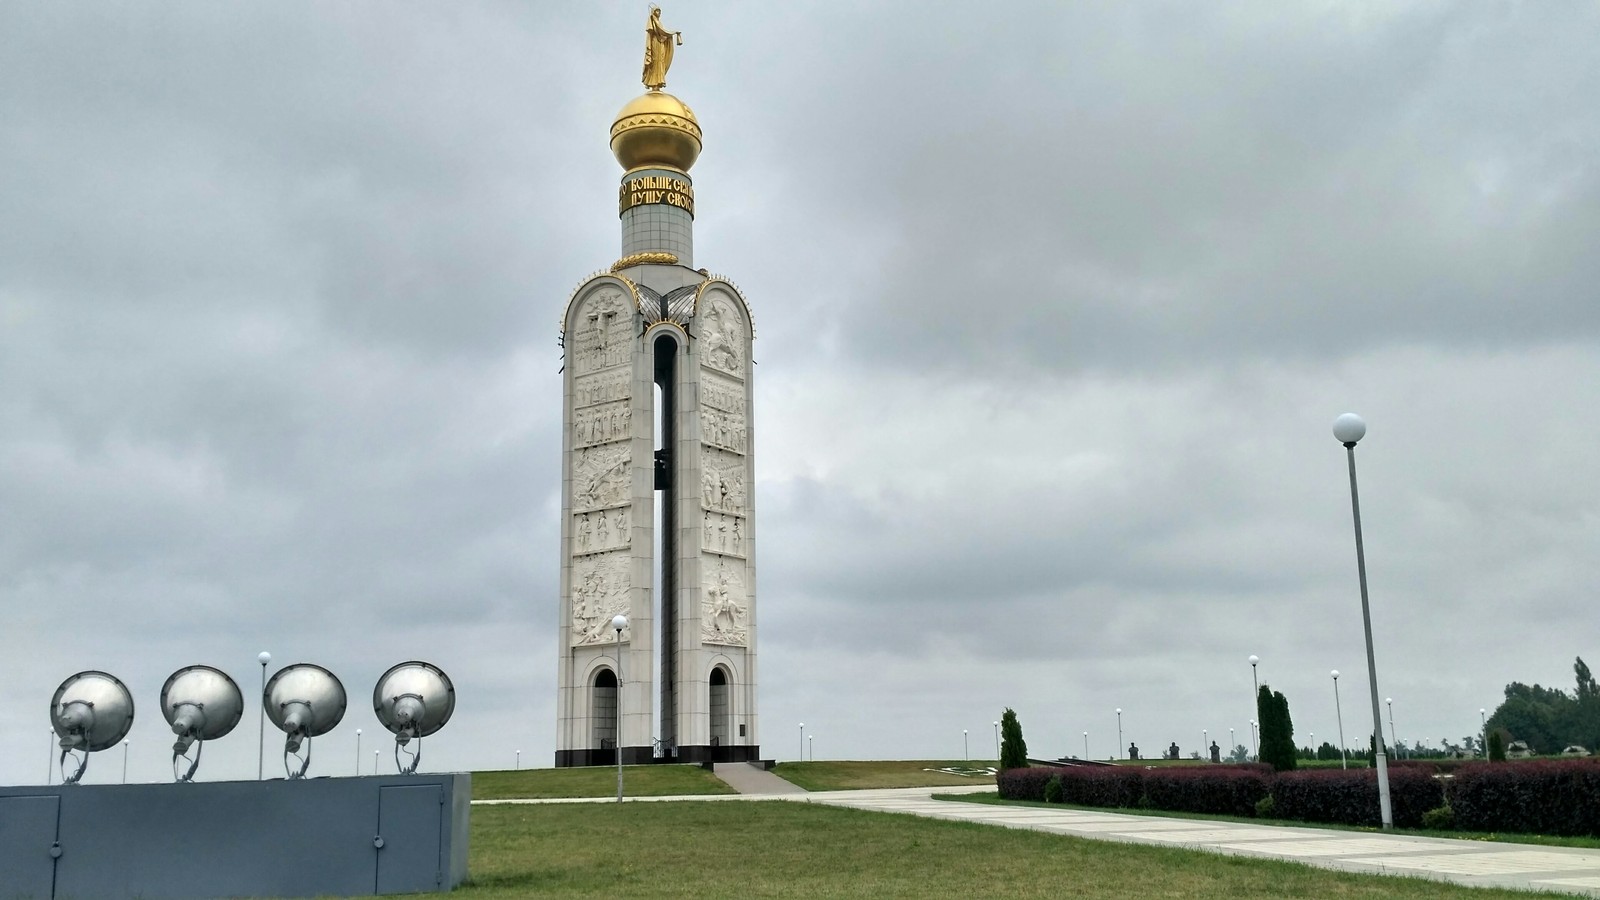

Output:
xmin=999 ymin=707 xmax=1028 ymax=770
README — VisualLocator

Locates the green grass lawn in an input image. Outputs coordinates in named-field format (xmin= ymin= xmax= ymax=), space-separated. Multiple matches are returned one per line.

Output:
xmin=769 ymin=759 xmax=996 ymax=791
xmin=451 ymin=800 xmax=1547 ymax=898
xmin=471 ymin=764 xmax=735 ymax=800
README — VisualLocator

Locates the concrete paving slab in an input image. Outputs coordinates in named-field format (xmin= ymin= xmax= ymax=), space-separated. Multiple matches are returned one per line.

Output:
xmin=711 ymin=762 xmax=807 ymax=795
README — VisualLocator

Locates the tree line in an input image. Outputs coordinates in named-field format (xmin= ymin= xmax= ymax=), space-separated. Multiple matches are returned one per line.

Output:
xmin=1486 ymin=656 xmax=1600 ymax=754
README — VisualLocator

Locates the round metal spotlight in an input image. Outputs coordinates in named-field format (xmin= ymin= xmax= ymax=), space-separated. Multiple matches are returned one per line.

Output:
xmin=373 ymin=661 xmax=455 ymax=775
xmin=161 ymin=665 xmax=244 ymax=782
xmin=51 ymin=671 xmax=135 ymax=784
xmin=264 ymin=663 xmax=346 ymax=779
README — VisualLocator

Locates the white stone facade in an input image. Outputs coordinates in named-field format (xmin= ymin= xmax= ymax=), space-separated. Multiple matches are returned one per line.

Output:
xmin=555 ymin=259 xmax=758 ymax=767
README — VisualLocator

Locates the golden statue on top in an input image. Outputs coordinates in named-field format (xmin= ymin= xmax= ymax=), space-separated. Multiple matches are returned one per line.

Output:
xmin=642 ymin=7 xmax=682 ymax=91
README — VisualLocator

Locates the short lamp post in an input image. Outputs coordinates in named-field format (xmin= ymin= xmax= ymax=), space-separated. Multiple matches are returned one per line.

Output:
xmin=1387 ymin=698 xmax=1398 ymax=759
xmin=373 ymin=749 xmax=379 ymax=775
xmin=964 ymin=729 xmax=969 ymax=761
xmin=1116 ymin=709 xmax=1123 ymax=761
xmin=993 ymin=721 xmax=1000 ymax=761
xmin=516 ymin=749 xmax=521 ymax=770
xmin=1480 ymin=708 xmax=1487 ymax=755
xmin=1332 ymin=670 xmax=1348 ymax=769
xmin=46 ymin=728 xmax=54 ymax=784
xmin=798 ymin=723 xmax=804 ymax=761
xmin=121 ymin=740 xmax=130 ymax=784
xmin=257 ymin=651 xmax=272 ymax=780
xmin=613 ymin=614 xmax=628 ymax=803
xmin=808 ymin=734 xmax=813 ymax=761
xmin=355 ymin=729 xmax=362 ymax=776
xmin=1248 ymin=655 xmax=1260 ymax=758
xmin=1334 ymin=412 xmax=1393 ymax=829
xmin=1082 ymin=731 xmax=1089 ymax=761
xmin=1230 ymin=727 xmax=1235 ymax=758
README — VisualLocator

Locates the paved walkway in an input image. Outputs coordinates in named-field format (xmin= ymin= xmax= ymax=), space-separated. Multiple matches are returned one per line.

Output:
xmin=477 ymin=784 xmax=1600 ymax=896
xmin=791 ymin=787 xmax=1600 ymax=897
xmin=711 ymin=762 xmax=808 ymax=795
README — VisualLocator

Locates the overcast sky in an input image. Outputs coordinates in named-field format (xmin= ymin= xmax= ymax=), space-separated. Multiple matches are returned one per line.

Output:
xmin=3 ymin=2 xmax=1598 ymax=784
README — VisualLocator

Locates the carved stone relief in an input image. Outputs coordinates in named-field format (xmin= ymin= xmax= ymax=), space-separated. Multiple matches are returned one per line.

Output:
xmin=700 ymin=509 xmax=745 ymax=558
xmin=698 ymin=295 xmax=745 ymax=376
xmin=699 ymin=370 xmax=746 ymax=415
xmin=572 ymin=444 xmax=631 ymax=512
xmin=571 ymin=550 xmax=632 ymax=647
xmin=575 ymin=507 xmax=631 ymax=556
xmin=699 ymin=407 xmax=746 ymax=454
xmin=571 ymin=289 xmax=634 ymax=375
xmin=575 ymin=401 xmax=633 ymax=448
xmin=574 ymin=369 xmax=631 ymax=409
xmin=701 ymin=557 xmax=749 ymax=646
xmin=700 ymin=448 xmax=747 ymax=515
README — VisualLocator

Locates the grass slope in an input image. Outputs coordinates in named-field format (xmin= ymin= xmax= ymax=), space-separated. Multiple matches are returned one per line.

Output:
xmin=471 ymin=765 xmax=735 ymax=800
xmin=457 ymin=800 xmax=1542 ymax=899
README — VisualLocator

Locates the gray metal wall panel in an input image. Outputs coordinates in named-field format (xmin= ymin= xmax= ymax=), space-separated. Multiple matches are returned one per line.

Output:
xmin=0 ymin=774 xmax=469 ymax=899
xmin=376 ymin=783 xmax=444 ymax=893
xmin=0 ymin=795 xmax=59 ymax=899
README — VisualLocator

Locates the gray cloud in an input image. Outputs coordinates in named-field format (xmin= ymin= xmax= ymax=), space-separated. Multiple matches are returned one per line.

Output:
xmin=2 ymin=2 xmax=1597 ymax=782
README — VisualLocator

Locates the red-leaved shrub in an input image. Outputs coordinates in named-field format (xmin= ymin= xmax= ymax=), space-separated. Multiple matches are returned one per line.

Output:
xmin=1140 ymin=766 xmax=1270 ymax=817
xmin=1452 ymin=760 xmax=1600 ymax=836
xmin=1271 ymin=767 xmax=1442 ymax=828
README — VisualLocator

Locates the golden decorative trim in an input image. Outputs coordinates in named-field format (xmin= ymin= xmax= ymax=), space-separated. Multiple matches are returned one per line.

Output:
xmin=611 ymin=252 xmax=679 ymax=271
xmin=622 ymin=164 xmax=690 ymax=177
xmin=610 ymin=112 xmax=703 ymax=142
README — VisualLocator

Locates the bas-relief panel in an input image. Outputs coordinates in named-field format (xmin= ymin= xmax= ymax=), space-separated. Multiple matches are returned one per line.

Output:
xmin=571 ymin=288 xmax=635 ymax=376
xmin=698 ymin=294 xmax=745 ymax=376
xmin=574 ymin=369 xmax=630 ymax=409
xmin=699 ymin=448 xmax=747 ymax=516
xmin=700 ymin=510 xmax=745 ymax=558
xmin=575 ymin=401 xmax=633 ymax=448
xmin=573 ymin=444 xmax=630 ymax=513
xmin=701 ymin=557 xmax=749 ymax=646
xmin=575 ymin=506 xmax=631 ymax=556
xmin=571 ymin=550 xmax=632 ymax=647
xmin=699 ymin=407 xmax=746 ymax=454
xmin=699 ymin=370 xmax=746 ymax=415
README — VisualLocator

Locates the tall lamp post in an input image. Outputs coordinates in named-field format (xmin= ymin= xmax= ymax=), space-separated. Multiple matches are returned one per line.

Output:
xmin=1334 ymin=412 xmax=1393 ymax=829
xmin=516 ymin=749 xmax=521 ymax=770
xmin=808 ymin=734 xmax=813 ymax=761
xmin=121 ymin=740 xmax=130 ymax=784
xmin=963 ymin=729 xmax=969 ymax=761
xmin=1203 ymin=729 xmax=1209 ymax=762
xmin=993 ymin=721 xmax=1000 ymax=761
xmin=1116 ymin=709 xmax=1123 ymax=760
xmin=1083 ymin=732 xmax=1089 ymax=760
xmin=256 ymin=651 xmax=271 ymax=780
xmin=355 ymin=729 xmax=362 ymax=776
xmin=1480 ymin=708 xmax=1487 ymax=756
xmin=798 ymin=723 xmax=804 ymax=761
xmin=1229 ymin=727 xmax=1235 ymax=758
xmin=1331 ymin=670 xmax=1347 ymax=769
xmin=373 ymin=749 xmax=379 ymax=775
xmin=613 ymin=614 xmax=628 ymax=803
xmin=1248 ymin=655 xmax=1260 ymax=758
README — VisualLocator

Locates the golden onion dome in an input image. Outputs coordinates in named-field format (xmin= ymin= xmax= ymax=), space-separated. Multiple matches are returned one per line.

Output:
xmin=610 ymin=91 xmax=702 ymax=172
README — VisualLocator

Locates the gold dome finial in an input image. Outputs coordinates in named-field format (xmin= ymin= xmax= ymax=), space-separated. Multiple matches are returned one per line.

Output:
xmin=612 ymin=8 xmax=700 ymax=171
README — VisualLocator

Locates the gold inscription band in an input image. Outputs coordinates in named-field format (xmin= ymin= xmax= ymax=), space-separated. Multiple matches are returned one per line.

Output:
xmin=618 ymin=175 xmax=695 ymax=216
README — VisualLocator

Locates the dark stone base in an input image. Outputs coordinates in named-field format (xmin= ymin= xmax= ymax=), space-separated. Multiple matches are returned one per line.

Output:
xmin=555 ymin=745 xmax=762 ymax=768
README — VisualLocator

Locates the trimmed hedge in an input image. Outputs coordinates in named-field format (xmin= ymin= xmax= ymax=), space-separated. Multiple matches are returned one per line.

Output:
xmin=1141 ymin=766 xmax=1271 ymax=817
xmin=1452 ymin=760 xmax=1600 ymax=836
xmin=1271 ymin=767 xmax=1443 ymax=829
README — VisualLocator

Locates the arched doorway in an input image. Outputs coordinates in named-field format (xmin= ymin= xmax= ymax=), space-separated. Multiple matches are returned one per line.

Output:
xmin=592 ymin=668 xmax=618 ymax=765
xmin=709 ymin=666 xmax=730 ymax=760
